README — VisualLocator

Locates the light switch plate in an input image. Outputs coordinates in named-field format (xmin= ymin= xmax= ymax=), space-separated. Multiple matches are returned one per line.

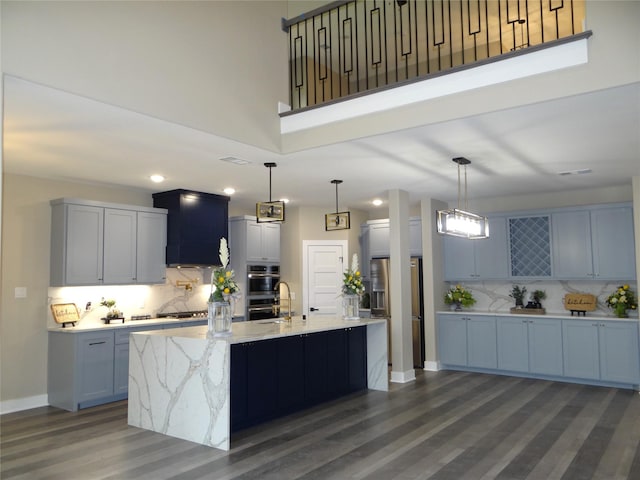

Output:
xmin=15 ymin=287 xmax=27 ymax=298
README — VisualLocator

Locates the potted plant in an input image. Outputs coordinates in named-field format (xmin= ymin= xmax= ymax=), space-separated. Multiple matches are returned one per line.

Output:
xmin=530 ymin=289 xmax=546 ymax=309
xmin=100 ymin=298 xmax=123 ymax=323
xmin=444 ymin=284 xmax=476 ymax=311
xmin=606 ymin=285 xmax=638 ymax=318
xmin=509 ymin=285 xmax=527 ymax=308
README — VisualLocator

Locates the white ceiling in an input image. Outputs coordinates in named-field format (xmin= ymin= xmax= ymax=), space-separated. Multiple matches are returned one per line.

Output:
xmin=3 ymin=75 xmax=639 ymax=214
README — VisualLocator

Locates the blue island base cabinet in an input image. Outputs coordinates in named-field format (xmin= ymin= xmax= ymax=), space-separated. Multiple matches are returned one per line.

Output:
xmin=230 ymin=326 xmax=367 ymax=432
xmin=437 ymin=313 xmax=640 ymax=391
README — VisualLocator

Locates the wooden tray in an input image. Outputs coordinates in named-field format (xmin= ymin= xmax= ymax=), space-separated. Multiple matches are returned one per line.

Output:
xmin=510 ymin=307 xmax=546 ymax=315
xmin=51 ymin=303 xmax=80 ymax=326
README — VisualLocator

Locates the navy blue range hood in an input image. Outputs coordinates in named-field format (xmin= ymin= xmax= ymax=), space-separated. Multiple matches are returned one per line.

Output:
xmin=152 ymin=189 xmax=229 ymax=267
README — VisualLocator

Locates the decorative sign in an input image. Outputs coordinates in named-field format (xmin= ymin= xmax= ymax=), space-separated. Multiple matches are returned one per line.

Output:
xmin=563 ymin=293 xmax=597 ymax=313
xmin=51 ymin=303 xmax=80 ymax=326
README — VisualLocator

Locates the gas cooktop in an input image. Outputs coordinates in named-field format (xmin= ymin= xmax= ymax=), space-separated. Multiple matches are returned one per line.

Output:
xmin=156 ymin=310 xmax=208 ymax=319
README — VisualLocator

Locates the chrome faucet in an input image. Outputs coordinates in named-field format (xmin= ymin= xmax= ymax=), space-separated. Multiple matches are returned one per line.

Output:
xmin=274 ymin=281 xmax=292 ymax=322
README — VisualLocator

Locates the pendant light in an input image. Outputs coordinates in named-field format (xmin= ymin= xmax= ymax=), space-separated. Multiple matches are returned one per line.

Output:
xmin=256 ymin=162 xmax=285 ymax=222
xmin=436 ymin=157 xmax=489 ymax=239
xmin=325 ymin=179 xmax=350 ymax=231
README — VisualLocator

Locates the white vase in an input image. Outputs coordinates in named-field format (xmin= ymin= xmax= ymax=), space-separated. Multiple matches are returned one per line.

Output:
xmin=342 ymin=294 xmax=360 ymax=320
xmin=208 ymin=301 xmax=232 ymax=337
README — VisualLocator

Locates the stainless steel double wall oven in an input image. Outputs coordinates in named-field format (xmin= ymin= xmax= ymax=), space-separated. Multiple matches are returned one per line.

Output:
xmin=246 ymin=264 xmax=280 ymax=320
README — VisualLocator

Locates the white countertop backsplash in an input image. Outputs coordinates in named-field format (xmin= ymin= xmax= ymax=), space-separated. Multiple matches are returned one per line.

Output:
xmin=445 ymin=279 xmax=638 ymax=319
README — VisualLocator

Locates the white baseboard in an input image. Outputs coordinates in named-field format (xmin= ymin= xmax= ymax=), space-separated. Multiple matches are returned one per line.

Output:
xmin=390 ymin=369 xmax=417 ymax=383
xmin=1 ymin=395 xmax=49 ymax=415
xmin=423 ymin=361 xmax=440 ymax=372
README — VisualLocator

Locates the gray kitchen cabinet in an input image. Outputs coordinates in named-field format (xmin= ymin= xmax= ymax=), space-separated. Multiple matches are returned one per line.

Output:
xmin=50 ymin=198 xmax=167 ymax=286
xmin=508 ymin=215 xmax=552 ymax=278
xmin=136 ymin=211 xmax=168 ymax=284
xmin=103 ymin=208 xmax=137 ymax=284
xmin=230 ymin=216 xmax=280 ymax=263
xmin=366 ymin=217 xmax=422 ymax=259
xmin=497 ymin=316 xmax=563 ymax=375
xmin=552 ymin=205 xmax=635 ymax=280
xmin=51 ymin=203 xmax=104 ymax=285
xmin=443 ymin=216 xmax=509 ymax=280
xmin=437 ymin=314 xmax=496 ymax=368
xmin=563 ymin=319 xmax=640 ymax=384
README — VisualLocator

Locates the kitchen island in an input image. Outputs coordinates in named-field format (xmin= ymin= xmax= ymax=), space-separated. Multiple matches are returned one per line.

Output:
xmin=127 ymin=316 xmax=388 ymax=450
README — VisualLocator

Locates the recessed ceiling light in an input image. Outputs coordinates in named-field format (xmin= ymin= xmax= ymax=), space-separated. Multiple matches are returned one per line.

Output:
xmin=279 ymin=198 xmax=290 ymax=204
xmin=219 ymin=156 xmax=251 ymax=166
xmin=223 ymin=187 xmax=235 ymax=195
xmin=150 ymin=174 xmax=165 ymax=183
xmin=372 ymin=199 xmax=383 ymax=206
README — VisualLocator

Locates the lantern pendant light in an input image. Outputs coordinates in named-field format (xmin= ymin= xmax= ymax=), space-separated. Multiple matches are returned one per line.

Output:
xmin=256 ymin=162 xmax=285 ymax=222
xmin=324 ymin=179 xmax=350 ymax=231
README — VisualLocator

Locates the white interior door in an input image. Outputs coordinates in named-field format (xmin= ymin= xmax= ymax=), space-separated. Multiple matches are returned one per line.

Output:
xmin=303 ymin=241 xmax=347 ymax=317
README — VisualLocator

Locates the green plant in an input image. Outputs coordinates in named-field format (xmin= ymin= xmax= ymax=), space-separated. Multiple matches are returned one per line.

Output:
xmin=531 ymin=289 xmax=546 ymax=304
xmin=343 ymin=254 xmax=365 ymax=295
xmin=509 ymin=285 xmax=527 ymax=306
xmin=606 ymin=285 xmax=637 ymax=318
xmin=100 ymin=297 xmax=122 ymax=318
xmin=444 ymin=284 xmax=476 ymax=307
xmin=209 ymin=237 xmax=239 ymax=302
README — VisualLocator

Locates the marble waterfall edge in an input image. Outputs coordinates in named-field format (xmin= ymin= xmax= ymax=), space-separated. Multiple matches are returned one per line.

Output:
xmin=128 ymin=333 xmax=231 ymax=450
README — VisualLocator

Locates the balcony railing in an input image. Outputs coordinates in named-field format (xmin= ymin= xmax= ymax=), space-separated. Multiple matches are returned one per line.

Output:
xmin=283 ymin=0 xmax=586 ymax=111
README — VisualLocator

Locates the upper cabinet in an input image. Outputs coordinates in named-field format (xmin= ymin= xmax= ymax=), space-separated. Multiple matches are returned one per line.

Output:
xmin=508 ymin=215 xmax=552 ymax=278
xmin=444 ymin=216 xmax=509 ymax=281
xmin=50 ymin=199 xmax=167 ymax=286
xmin=365 ymin=218 xmax=422 ymax=259
xmin=552 ymin=205 xmax=636 ymax=280
xmin=230 ymin=216 xmax=280 ymax=263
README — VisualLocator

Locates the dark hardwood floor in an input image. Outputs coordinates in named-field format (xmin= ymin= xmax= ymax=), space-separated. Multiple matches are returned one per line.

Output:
xmin=3 ymin=370 xmax=640 ymax=479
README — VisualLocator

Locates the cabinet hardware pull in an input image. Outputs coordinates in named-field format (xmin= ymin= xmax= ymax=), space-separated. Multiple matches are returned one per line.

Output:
xmin=89 ymin=341 xmax=106 ymax=346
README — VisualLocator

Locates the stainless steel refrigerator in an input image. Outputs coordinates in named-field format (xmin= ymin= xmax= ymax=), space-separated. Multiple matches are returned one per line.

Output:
xmin=370 ymin=257 xmax=424 ymax=368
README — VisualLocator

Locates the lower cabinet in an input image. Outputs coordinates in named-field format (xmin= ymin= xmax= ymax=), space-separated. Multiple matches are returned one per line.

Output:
xmin=438 ymin=313 xmax=640 ymax=389
xmin=230 ymin=326 xmax=368 ymax=432
xmin=438 ymin=314 xmax=496 ymax=369
xmin=496 ymin=317 xmax=563 ymax=376
xmin=49 ymin=321 xmax=196 ymax=411
xmin=563 ymin=319 xmax=640 ymax=384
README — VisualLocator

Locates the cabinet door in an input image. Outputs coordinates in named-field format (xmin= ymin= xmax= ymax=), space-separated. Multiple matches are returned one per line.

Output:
xmin=438 ymin=316 xmax=468 ymax=366
xmin=509 ymin=216 xmax=552 ymax=278
xmin=103 ymin=208 xmax=137 ymax=284
xmin=77 ymin=333 xmax=114 ymax=404
xmin=65 ymin=204 xmax=104 ymax=285
xmin=562 ymin=320 xmax=600 ymax=380
xmin=114 ymin=343 xmax=130 ymax=395
xmin=409 ymin=219 xmax=422 ymax=256
xmin=599 ymin=321 xmax=640 ymax=384
xmin=528 ymin=318 xmax=563 ymax=376
xmin=136 ymin=211 xmax=167 ymax=284
xmin=326 ymin=329 xmax=349 ymax=397
xmin=475 ymin=217 xmax=509 ymax=279
xmin=246 ymin=341 xmax=278 ymax=422
xmin=467 ymin=316 xmax=497 ymax=369
xmin=276 ymin=336 xmax=305 ymax=413
xmin=230 ymin=344 xmax=248 ymax=430
xmin=245 ymin=222 xmax=264 ymax=261
xmin=359 ymin=225 xmax=370 ymax=278
xmin=346 ymin=326 xmax=367 ymax=392
xmin=304 ymin=332 xmax=328 ymax=404
xmin=369 ymin=223 xmax=390 ymax=258
xmin=551 ymin=210 xmax=593 ymax=279
xmin=591 ymin=207 xmax=636 ymax=280
xmin=443 ymin=236 xmax=476 ymax=280
xmin=262 ymin=223 xmax=281 ymax=262
xmin=496 ymin=317 xmax=529 ymax=372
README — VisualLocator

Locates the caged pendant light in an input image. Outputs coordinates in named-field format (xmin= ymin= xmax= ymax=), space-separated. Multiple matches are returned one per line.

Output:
xmin=436 ymin=157 xmax=489 ymax=239
xmin=325 ymin=179 xmax=350 ymax=231
xmin=256 ymin=162 xmax=285 ymax=222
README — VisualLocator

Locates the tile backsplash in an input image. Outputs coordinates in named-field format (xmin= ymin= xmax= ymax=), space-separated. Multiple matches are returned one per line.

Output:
xmin=448 ymin=280 xmax=638 ymax=318
xmin=47 ymin=268 xmax=214 ymax=328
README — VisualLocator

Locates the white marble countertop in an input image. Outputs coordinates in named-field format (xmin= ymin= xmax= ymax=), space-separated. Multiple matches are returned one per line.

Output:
xmin=134 ymin=316 xmax=387 ymax=344
xmin=48 ymin=317 xmax=201 ymax=333
xmin=437 ymin=310 xmax=639 ymax=321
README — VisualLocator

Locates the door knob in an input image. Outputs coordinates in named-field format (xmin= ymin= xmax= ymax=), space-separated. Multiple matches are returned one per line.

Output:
xmin=310 ymin=307 xmax=319 ymax=312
